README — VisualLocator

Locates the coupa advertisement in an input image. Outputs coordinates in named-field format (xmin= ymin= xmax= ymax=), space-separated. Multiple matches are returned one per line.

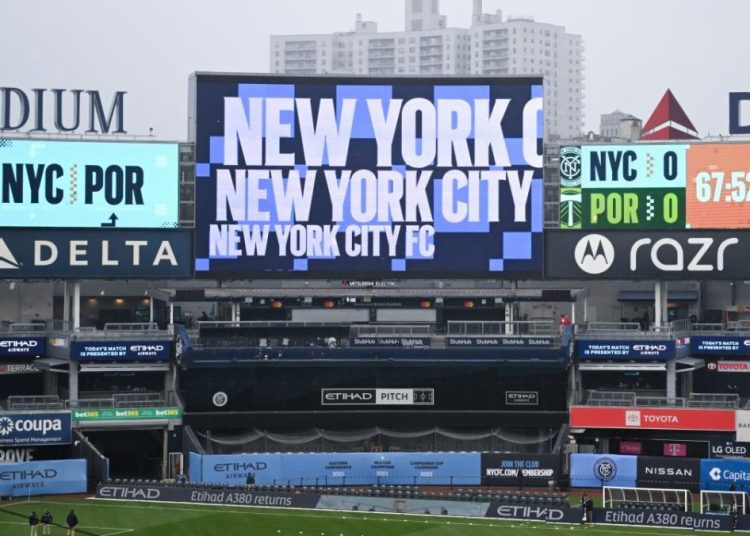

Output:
xmin=0 ymin=459 xmax=86 ymax=497
xmin=0 ymin=139 xmax=178 ymax=228
xmin=192 ymin=452 xmax=480 ymax=486
xmin=191 ymin=74 xmax=544 ymax=278
xmin=0 ymin=412 xmax=71 ymax=446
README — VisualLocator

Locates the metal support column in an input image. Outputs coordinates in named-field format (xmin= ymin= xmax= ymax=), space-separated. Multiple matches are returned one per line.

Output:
xmin=654 ymin=280 xmax=668 ymax=330
xmin=62 ymin=281 xmax=70 ymax=327
xmin=72 ymin=281 xmax=81 ymax=332
xmin=666 ymin=359 xmax=677 ymax=400
xmin=69 ymin=361 xmax=79 ymax=404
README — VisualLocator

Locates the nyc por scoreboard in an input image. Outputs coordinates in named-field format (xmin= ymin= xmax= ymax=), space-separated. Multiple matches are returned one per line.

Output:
xmin=559 ymin=142 xmax=750 ymax=230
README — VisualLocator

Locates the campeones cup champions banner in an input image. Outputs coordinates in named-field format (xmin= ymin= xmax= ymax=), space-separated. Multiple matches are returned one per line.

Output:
xmin=190 ymin=74 xmax=544 ymax=278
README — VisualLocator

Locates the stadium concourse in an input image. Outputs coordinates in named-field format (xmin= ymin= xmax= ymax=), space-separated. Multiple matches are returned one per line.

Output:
xmin=2 ymin=73 xmax=750 ymax=533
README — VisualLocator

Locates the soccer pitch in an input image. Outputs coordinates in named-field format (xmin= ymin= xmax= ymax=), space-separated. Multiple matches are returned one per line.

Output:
xmin=0 ymin=496 xmax=720 ymax=535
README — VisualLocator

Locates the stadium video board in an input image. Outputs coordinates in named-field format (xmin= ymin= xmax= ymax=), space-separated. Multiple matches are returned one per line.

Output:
xmin=0 ymin=139 xmax=178 ymax=228
xmin=559 ymin=142 xmax=750 ymax=230
xmin=190 ymin=74 xmax=544 ymax=278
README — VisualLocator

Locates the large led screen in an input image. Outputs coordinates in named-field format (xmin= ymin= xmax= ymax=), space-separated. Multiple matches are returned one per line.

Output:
xmin=0 ymin=139 xmax=178 ymax=228
xmin=190 ymin=74 xmax=544 ymax=278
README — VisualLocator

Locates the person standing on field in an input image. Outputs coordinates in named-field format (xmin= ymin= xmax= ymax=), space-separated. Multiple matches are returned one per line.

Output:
xmin=66 ymin=510 xmax=78 ymax=536
xmin=41 ymin=509 xmax=53 ymax=536
xmin=29 ymin=511 xmax=39 ymax=536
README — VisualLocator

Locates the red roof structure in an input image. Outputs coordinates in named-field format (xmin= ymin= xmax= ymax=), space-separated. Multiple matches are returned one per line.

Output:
xmin=640 ymin=89 xmax=698 ymax=140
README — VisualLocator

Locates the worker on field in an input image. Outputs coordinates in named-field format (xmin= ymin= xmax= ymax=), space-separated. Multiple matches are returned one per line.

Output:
xmin=29 ymin=511 xmax=39 ymax=536
xmin=66 ymin=510 xmax=78 ymax=536
xmin=41 ymin=509 xmax=53 ymax=536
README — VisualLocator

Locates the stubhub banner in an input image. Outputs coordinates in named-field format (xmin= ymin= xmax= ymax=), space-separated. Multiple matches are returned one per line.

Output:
xmin=195 ymin=452 xmax=480 ymax=486
xmin=570 ymin=454 xmax=637 ymax=488
xmin=0 ymin=229 xmax=192 ymax=278
xmin=0 ymin=412 xmax=71 ymax=446
xmin=701 ymin=459 xmax=750 ymax=492
xmin=70 ymin=341 xmax=171 ymax=362
xmin=0 ymin=459 xmax=86 ymax=497
xmin=190 ymin=74 xmax=544 ymax=278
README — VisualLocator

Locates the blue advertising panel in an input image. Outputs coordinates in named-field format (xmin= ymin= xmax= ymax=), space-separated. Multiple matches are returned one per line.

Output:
xmin=190 ymin=74 xmax=544 ymax=278
xmin=577 ymin=340 xmax=675 ymax=360
xmin=70 ymin=341 xmax=171 ymax=362
xmin=0 ymin=412 xmax=71 ymax=446
xmin=0 ymin=229 xmax=192 ymax=279
xmin=0 ymin=140 xmax=178 ymax=228
xmin=197 ymin=452 xmax=480 ymax=486
xmin=0 ymin=336 xmax=46 ymax=356
xmin=0 ymin=459 xmax=86 ymax=497
xmin=200 ymin=453 xmax=283 ymax=486
xmin=570 ymin=454 xmax=637 ymax=488
xmin=700 ymin=459 xmax=750 ymax=492
xmin=692 ymin=336 xmax=750 ymax=356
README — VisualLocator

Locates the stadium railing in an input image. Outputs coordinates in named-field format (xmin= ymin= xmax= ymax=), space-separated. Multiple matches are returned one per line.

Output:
xmin=6 ymin=395 xmax=64 ymax=411
xmin=584 ymin=390 xmax=739 ymax=409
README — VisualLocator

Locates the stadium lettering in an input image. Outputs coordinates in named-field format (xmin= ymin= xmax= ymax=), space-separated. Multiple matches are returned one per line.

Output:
xmin=0 ymin=87 xmax=126 ymax=133
xmin=33 ymin=239 xmax=177 ymax=267
xmin=642 ymin=415 xmax=678 ymax=423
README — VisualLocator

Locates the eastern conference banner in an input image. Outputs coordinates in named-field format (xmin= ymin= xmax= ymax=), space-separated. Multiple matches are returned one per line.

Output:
xmin=0 ymin=139 xmax=178 ymax=228
xmin=193 ymin=452 xmax=480 ymax=486
xmin=560 ymin=142 xmax=750 ymax=230
xmin=192 ymin=74 xmax=544 ymax=277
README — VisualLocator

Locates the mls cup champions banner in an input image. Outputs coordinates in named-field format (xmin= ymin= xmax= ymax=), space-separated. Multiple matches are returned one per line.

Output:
xmin=191 ymin=75 xmax=544 ymax=278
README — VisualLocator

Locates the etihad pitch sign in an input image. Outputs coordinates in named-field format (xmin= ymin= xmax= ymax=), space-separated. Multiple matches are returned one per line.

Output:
xmin=190 ymin=74 xmax=544 ymax=278
xmin=0 ymin=139 xmax=178 ymax=228
xmin=544 ymin=230 xmax=750 ymax=280
xmin=569 ymin=406 xmax=735 ymax=432
xmin=0 ymin=229 xmax=191 ymax=278
xmin=320 ymin=388 xmax=434 ymax=406
xmin=0 ymin=337 xmax=45 ymax=356
xmin=0 ymin=412 xmax=71 ymax=446
xmin=70 ymin=341 xmax=171 ymax=362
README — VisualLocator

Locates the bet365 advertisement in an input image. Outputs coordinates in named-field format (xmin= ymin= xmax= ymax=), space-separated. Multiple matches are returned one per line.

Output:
xmin=190 ymin=74 xmax=544 ymax=278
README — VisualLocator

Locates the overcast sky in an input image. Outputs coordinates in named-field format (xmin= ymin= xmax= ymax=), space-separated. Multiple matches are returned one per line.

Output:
xmin=2 ymin=0 xmax=748 ymax=140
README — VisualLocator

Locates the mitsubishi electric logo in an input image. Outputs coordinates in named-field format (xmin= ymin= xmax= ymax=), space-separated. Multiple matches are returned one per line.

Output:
xmin=574 ymin=234 xmax=614 ymax=275
xmin=0 ymin=238 xmax=20 ymax=269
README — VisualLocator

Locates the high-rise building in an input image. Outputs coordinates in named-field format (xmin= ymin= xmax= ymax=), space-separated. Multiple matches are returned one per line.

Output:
xmin=269 ymin=0 xmax=584 ymax=139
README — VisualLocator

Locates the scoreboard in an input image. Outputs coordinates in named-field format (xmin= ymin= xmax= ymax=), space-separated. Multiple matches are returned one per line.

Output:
xmin=560 ymin=142 xmax=750 ymax=230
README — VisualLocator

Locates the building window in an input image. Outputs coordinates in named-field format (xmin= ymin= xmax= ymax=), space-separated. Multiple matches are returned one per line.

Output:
xmin=412 ymin=0 xmax=422 ymax=12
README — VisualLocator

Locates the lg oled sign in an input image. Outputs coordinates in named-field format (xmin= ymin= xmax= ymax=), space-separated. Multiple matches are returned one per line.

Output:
xmin=190 ymin=74 xmax=544 ymax=278
xmin=545 ymin=230 xmax=750 ymax=280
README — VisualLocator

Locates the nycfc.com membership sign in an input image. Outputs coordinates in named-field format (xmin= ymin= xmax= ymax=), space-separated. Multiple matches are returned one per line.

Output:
xmin=190 ymin=74 xmax=544 ymax=278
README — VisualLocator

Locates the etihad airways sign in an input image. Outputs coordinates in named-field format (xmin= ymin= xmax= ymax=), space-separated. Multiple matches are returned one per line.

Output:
xmin=570 ymin=406 xmax=735 ymax=432
xmin=0 ymin=229 xmax=192 ymax=278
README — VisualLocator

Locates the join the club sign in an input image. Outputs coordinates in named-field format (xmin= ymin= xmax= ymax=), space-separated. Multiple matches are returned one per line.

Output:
xmin=190 ymin=74 xmax=544 ymax=278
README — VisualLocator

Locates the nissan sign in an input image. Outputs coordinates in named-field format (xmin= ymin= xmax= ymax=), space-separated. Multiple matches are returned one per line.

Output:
xmin=545 ymin=230 xmax=750 ymax=280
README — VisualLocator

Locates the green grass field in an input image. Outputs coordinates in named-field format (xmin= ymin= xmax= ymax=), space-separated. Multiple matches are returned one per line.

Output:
xmin=0 ymin=496 xmax=720 ymax=536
